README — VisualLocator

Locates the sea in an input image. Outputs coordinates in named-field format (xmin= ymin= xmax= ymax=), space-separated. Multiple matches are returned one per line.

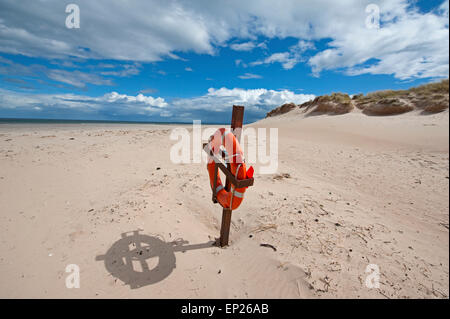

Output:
xmin=0 ymin=118 xmax=194 ymax=125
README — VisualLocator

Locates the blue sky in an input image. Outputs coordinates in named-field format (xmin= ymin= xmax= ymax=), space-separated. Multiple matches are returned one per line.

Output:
xmin=0 ymin=0 xmax=448 ymax=123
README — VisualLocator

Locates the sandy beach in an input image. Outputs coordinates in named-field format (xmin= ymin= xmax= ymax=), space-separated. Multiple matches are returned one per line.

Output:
xmin=0 ymin=110 xmax=448 ymax=298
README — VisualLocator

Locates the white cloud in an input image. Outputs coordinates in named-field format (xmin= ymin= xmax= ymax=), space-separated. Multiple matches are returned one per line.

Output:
xmin=46 ymin=69 xmax=113 ymax=88
xmin=0 ymin=0 xmax=217 ymax=61
xmin=439 ymin=0 xmax=449 ymax=15
xmin=252 ymin=52 xmax=296 ymax=69
xmin=185 ymin=67 xmax=193 ymax=72
xmin=251 ymin=40 xmax=315 ymax=70
xmin=230 ymin=41 xmax=256 ymax=51
xmin=0 ymin=87 xmax=314 ymax=121
xmin=100 ymin=64 xmax=142 ymax=77
xmin=103 ymin=92 xmax=167 ymax=108
xmin=257 ymin=42 xmax=268 ymax=50
xmin=0 ymin=0 xmax=447 ymax=79
xmin=235 ymin=59 xmax=248 ymax=68
xmin=208 ymin=87 xmax=314 ymax=105
xmin=0 ymin=89 xmax=168 ymax=118
xmin=170 ymin=87 xmax=315 ymax=118
xmin=0 ymin=89 xmax=99 ymax=111
xmin=308 ymin=1 xmax=449 ymax=79
xmin=238 ymin=73 xmax=262 ymax=79
xmin=96 ymin=63 xmax=116 ymax=69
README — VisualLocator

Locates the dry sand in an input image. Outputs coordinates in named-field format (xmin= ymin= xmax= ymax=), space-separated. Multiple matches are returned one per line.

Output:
xmin=0 ymin=110 xmax=448 ymax=298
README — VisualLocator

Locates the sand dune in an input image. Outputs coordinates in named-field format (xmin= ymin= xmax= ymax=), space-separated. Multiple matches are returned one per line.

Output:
xmin=267 ymin=79 xmax=449 ymax=118
xmin=0 ymin=110 xmax=448 ymax=298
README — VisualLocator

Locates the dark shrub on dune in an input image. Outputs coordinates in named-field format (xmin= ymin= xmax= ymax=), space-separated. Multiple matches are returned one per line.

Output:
xmin=362 ymin=98 xmax=414 ymax=115
xmin=304 ymin=93 xmax=354 ymax=115
xmin=423 ymin=101 xmax=449 ymax=113
xmin=265 ymin=102 xmax=298 ymax=118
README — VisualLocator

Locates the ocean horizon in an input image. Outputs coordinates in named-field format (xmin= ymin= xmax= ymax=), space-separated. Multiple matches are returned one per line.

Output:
xmin=0 ymin=117 xmax=233 ymax=125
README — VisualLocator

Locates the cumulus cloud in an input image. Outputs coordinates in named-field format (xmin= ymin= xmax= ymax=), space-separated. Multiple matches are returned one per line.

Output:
xmin=206 ymin=87 xmax=314 ymax=106
xmin=308 ymin=1 xmax=450 ymax=79
xmin=103 ymin=92 xmax=167 ymax=108
xmin=0 ymin=0 xmax=447 ymax=79
xmin=170 ymin=87 xmax=315 ymax=122
xmin=0 ymin=87 xmax=314 ymax=122
xmin=0 ymin=88 xmax=169 ymax=121
xmin=0 ymin=0 xmax=217 ymax=61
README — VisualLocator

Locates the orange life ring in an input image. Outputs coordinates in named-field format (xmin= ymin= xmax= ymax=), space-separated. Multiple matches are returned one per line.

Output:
xmin=206 ymin=128 xmax=252 ymax=210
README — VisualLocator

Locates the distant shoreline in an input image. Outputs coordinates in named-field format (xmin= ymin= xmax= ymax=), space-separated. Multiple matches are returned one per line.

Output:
xmin=0 ymin=118 xmax=231 ymax=125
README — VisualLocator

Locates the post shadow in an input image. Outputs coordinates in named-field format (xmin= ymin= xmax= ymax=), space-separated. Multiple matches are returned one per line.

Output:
xmin=95 ymin=230 xmax=215 ymax=289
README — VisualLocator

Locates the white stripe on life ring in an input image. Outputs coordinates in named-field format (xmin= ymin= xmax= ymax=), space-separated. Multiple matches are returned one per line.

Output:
xmin=233 ymin=191 xmax=244 ymax=198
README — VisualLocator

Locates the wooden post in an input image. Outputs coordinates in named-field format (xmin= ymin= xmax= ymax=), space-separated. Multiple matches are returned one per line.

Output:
xmin=219 ymin=208 xmax=232 ymax=247
xmin=219 ymin=105 xmax=244 ymax=247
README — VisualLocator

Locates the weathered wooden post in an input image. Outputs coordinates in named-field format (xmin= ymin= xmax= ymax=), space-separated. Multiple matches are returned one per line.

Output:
xmin=203 ymin=105 xmax=253 ymax=247
xmin=219 ymin=105 xmax=244 ymax=247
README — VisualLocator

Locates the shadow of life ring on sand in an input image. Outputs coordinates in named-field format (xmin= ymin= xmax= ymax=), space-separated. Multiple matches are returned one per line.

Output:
xmin=96 ymin=230 xmax=215 ymax=289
